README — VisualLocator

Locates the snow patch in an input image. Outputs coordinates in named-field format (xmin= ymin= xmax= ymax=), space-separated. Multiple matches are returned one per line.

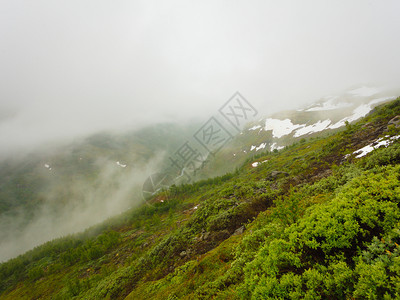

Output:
xmin=293 ymin=120 xmax=332 ymax=137
xmin=369 ymin=97 xmax=395 ymax=106
xmin=256 ymin=143 xmax=266 ymax=151
xmin=116 ymin=161 xmax=127 ymax=168
xmin=305 ymin=97 xmax=352 ymax=112
xmin=328 ymin=97 xmax=394 ymax=129
xmin=250 ymin=143 xmax=267 ymax=151
xmin=265 ymin=118 xmax=305 ymax=138
xmin=354 ymin=144 xmax=376 ymax=158
xmin=251 ymin=159 xmax=269 ymax=168
xmin=353 ymin=135 xmax=400 ymax=158
xmin=249 ymin=125 xmax=262 ymax=130
xmin=270 ymin=142 xmax=284 ymax=151
xmin=257 ymin=96 xmax=393 ymax=140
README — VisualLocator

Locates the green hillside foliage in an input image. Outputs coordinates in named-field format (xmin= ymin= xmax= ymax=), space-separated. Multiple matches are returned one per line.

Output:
xmin=1 ymin=98 xmax=400 ymax=299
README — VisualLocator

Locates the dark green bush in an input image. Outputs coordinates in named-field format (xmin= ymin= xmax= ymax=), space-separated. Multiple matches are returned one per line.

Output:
xmin=239 ymin=165 xmax=400 ymax=299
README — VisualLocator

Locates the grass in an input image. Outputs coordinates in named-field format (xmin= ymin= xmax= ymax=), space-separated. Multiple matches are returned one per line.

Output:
xmin=1 ymin=98 xmax=400 ymax=299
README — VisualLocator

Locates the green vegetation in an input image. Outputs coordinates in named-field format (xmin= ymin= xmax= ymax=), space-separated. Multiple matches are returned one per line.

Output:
xmin=1 ymin=98 xmax=400 ymax=299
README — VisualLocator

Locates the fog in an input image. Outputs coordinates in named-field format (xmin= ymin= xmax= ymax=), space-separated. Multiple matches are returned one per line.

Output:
xmin=1 ymin=1 xmax=400 ymax=261
xmin=0 ymin=149 xmax=167 ymax=262
xmin=1 ymin=0 xmax=400 ymax=155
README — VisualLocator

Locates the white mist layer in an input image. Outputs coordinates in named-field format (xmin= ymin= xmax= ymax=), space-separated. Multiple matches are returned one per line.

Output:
xmin=0 ymin=154 xmax=164 ymax=262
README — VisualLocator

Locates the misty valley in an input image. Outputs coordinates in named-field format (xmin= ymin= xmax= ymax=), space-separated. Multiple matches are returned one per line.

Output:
xmin=2 ymin=88 xmax=400 ymax=298
xmin=1 ymin=1 xmax=400 ymax=299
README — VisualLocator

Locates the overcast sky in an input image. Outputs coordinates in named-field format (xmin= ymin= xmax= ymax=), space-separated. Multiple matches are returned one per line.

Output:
xmin=1 ymin=0 xmax=400 ymax=154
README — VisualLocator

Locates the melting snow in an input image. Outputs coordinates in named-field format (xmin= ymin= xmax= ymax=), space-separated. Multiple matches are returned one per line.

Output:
xmin=250 ymin=97 xmax=393 ymax=142
xmin=250 ymin=143 xmax=267 ymax=151
xmin=270 ymin=142 xmax=284 ymax=151
xmin=116 ymin=161 xmax=127 ymax=168
xmin=249 ymin=125 xmax=262 ymax=130
xmin=329 ymin=97 xmax=394 ymax=129
xmin=348 ymin=86 xmax=379 ymax=97
xmin=256 ymin=143 xmax=266 ymax=151
xmin=265 ymin=118 xmax=305 ymax=138
xmin=305 ymin=97 xmax=352 ymax=112
xmin=251 ymin=159 xmax=269 ymax=168
xmin=353 ymin=135 xmax=400 ymax=158
xmin=294 ymin=120 xmax=332 ymax=137
xmin=369 ymin=97 xmax=395 ymax=106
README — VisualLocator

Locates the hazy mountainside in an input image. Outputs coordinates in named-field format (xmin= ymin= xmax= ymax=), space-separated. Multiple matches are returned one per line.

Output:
xmin=0 ymin=122 xmax=201 ymax=262
xmin=0 ymin=86 xmax=396 ymax=263
xmin=1 ymin=95 xmax=400 ymax=298
xmin=199 ymin=86 xmax=397 ymax=178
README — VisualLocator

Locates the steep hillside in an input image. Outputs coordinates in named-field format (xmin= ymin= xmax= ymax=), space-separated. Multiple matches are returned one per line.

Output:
xmin=1 ymin=97 xmax=400 ymax=299
xmin=199 ymin=86 xmax=397 ymax=179
xmin=0 ymin=86 xmax=395 ymax=263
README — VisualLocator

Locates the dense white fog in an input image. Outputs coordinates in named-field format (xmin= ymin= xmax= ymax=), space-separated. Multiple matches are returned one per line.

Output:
xmin=1 ymin=0 xmax=400 ymax=155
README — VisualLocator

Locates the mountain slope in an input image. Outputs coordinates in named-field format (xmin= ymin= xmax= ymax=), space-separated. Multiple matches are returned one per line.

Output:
xmin=1 ymin=96 xmax=400 ymax=299
xmin=0 ymin=122 xmax=202 ymax=262
xmin=0 ymin=86 xmax=394 ymax=263
xmin=197 ymin=86 xmax=397 ymax=179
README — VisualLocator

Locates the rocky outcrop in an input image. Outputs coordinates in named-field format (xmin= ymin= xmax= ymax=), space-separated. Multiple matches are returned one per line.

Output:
xmin=388 ymin=115 xmax=400 ymax=128
xmin=267 ymin=171 xmax=289 ymax=180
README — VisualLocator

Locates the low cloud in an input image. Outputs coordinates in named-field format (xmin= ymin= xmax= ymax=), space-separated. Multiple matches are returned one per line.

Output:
xmin=0 ymin=1 xmax=400 ymax=156
xmin=0 ymin=151 xmax=165 ymax=262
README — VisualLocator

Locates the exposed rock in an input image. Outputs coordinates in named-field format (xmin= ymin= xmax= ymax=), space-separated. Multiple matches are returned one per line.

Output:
xmin=200 ymin=232 xmax=210 ymax=241
xmin=388 ymin=115 xmax=400 ymax=128
xmin=193 ymin=232 xmax=211 ymax=242
xmin=179 ymin=251 xmax=187 ymax=257
xmin=233 ymin=226 xmax=245 ymax=235
xmin=267 ymin=170 xmax=289 ymax=180
xmin=362 ymin=122 xmax=374 ymax=128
